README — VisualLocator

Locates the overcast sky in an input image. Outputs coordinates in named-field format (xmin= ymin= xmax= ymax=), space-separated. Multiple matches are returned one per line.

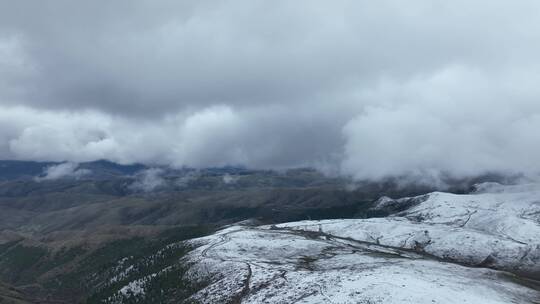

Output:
xmin=1 ymin=0 xmax=540 ymax=180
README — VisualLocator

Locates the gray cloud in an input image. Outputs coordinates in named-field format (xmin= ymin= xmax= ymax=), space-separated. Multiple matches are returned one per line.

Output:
xmin=1 ymin=1 xmax=540 ymax=180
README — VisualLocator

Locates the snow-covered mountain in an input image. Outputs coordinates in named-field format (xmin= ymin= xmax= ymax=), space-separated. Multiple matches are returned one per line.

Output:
xmin=174 ymin=182 xmax=540 ymax=303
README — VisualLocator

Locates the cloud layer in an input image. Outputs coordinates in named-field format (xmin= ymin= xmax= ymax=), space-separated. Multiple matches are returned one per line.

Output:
xmin=1 ymin=1 xmax=540 ymax=180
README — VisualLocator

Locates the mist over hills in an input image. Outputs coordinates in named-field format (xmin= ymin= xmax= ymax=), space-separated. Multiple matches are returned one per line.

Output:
xmin=0 ymin=159 xmax=523 ymax=235
xmin=0 ymin=159 xmax=535 ymax=303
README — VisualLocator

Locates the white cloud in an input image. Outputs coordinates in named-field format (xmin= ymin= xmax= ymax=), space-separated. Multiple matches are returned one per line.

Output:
xmin=222 ymin=173 xmax=239 ymax=184
xmin=0 ymin=105 xmax=340 ymax=170
xmin=35 ymin=162 xmax=91 ymax=181
xmin=129 ymin=168 xmax=166 ymax=192
xmin=341 ymin=65 xmax=540 ymax=180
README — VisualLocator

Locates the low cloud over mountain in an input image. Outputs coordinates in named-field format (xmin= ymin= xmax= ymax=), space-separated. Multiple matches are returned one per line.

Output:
xmin=1 ymin=0 xmax=540 ymax=180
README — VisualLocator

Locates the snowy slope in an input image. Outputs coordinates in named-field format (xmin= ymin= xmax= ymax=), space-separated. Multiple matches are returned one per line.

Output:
xmin=180 ymin=183 xmax=540 ymax=303
xmin=277 ymin=183 xmax=540 ymax=278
